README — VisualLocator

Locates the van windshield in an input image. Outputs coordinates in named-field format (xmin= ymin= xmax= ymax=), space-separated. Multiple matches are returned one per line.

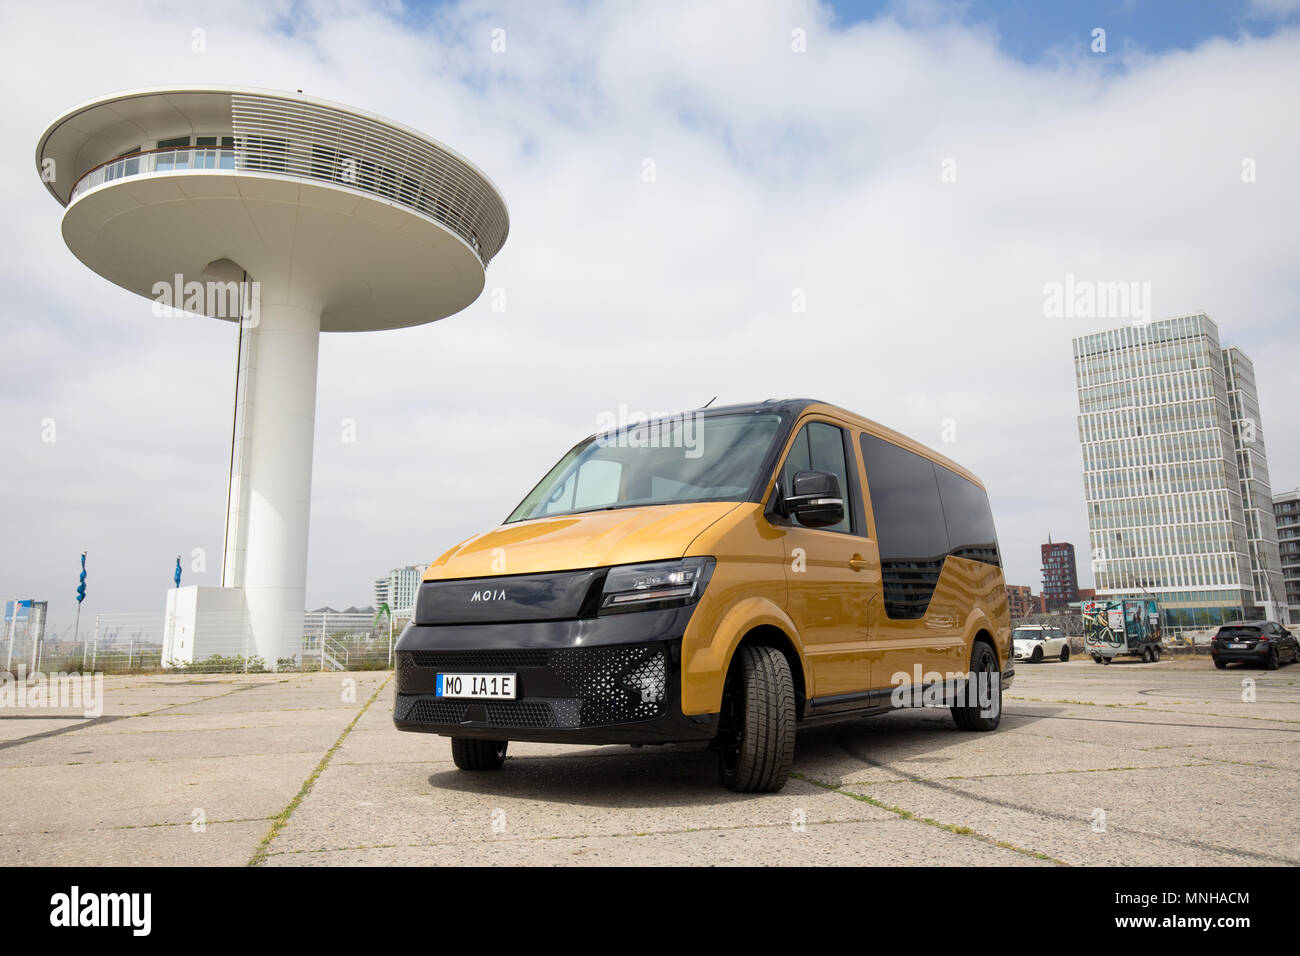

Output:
xmin=506 ymin=413 xmax=784 ymax=522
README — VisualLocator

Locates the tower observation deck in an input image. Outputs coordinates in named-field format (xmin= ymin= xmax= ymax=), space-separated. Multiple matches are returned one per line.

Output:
xmin=37 ymin=86 xmax=509 ymax=665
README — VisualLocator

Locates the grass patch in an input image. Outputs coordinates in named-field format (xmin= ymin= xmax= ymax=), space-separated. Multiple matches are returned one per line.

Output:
xmin=247 ymin=674 xmax=391 ymax=866
xmin=791 ymin=772 xmax=1066 ymax=865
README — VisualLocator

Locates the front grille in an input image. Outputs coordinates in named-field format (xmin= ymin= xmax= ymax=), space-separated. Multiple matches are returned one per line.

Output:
xmin=396 ymin=695 xmax=575 ymax=729
xmin=552 ymin=645 xmax=668 ymax=725
xmin=485 ymin=700 xmax=559 ymax=729
xmin=399 ymin=697 xmax=466 ymax=725
xmin=396 ymin=643 xmax=670 ymax=729
xmin=408 ymin=649 xmax=552 ymax=669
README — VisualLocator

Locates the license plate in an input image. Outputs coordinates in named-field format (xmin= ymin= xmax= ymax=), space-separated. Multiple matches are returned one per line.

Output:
xmin=1229 ymin=643 xmax=1247 ymax=649
xmin=436 ymin=673 xmax=516 ymax=700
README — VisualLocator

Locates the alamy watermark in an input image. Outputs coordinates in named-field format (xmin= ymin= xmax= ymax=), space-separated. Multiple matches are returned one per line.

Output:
xmin=50 ymin=886 xmax=150 ymax=936
xmin=890 ymin=665 xmax=1000 ymax=718
xmin=1043 ymin=273 xmax=1151 ymax=326
xmin=152 ymin=274 xmax=261 ymax=326
xmin=1 ymin=666 xmax=104 ymax=718
xmin=594 ymin=404 xmax=704 ymax=459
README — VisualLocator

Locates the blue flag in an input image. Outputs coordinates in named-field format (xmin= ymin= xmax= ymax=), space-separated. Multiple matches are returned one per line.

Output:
xmin=76 ymin=552 xmax=86 ymax=604
xmin=174 ymin=556 xmax=182 ymax=588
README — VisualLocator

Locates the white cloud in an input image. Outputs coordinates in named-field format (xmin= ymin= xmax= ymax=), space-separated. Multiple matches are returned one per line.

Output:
xmin=1249 ymin=0 xmax=1300 ymax=19
xmin=1 ymin=1 xmax=1297 ymax=629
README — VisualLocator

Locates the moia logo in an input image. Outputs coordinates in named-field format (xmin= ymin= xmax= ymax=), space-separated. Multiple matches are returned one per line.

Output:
xmin=470 ymin=590 xmax=507 ymax=602
xmin=49 ymin=886 xmax=151 ymax=936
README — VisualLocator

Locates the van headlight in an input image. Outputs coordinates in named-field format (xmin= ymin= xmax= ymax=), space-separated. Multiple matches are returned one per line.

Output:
xmin=599 ymin=557 xmax=715 ymax=615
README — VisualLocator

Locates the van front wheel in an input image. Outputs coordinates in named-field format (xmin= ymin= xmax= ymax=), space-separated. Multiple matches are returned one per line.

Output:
xmin=450 ymin=737 xmax=508 ymax=771
xmin=717 ymin=645 xmax=796 ymax=793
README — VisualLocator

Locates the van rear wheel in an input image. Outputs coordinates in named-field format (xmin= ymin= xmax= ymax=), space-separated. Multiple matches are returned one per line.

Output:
xmin=717 ymin=645 xmax=796 ymax=793
xmin=952 ymin=642 xmax=1002 ymax=732
xmin=450 ymin=737 xmax=508 ymax=771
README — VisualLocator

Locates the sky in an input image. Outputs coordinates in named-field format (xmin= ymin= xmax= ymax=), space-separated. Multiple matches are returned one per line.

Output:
xmin=2 ymin=0 xmax=1298 ymax=634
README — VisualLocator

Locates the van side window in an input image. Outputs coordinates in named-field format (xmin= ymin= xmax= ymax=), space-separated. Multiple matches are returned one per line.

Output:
xmin=859 ymin=433 xmax=949 ymax=618
xmin=780 ymin=422 xmax=853 ymax=534
xmin=934 ymin=464 xmax=1001 ymax=567
xmin=860 ymin=433 xmax=1003 ymax=620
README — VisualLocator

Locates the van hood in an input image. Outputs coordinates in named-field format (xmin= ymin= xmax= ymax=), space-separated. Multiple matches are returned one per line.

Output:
xmin=423 ymin=502 xmax=743 ymax=581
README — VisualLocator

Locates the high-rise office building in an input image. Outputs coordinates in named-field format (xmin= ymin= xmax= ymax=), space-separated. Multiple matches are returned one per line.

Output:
xmin=1223 ymin=348 xmax=1287 ymax=622
xmin=1072 ymin=313 xmax=1283 ymax=637
xmin=1273 ymin=488 xmax=1300 ymax=625
xmin=1040 ymin=539 xmax=1080 ymax=610
xmin=373 ymin=565 xmax=425 ymax=617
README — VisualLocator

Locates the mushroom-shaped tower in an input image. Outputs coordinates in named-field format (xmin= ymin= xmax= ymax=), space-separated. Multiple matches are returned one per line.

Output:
xmin=37 ymin=87 xmax=509 ymax=666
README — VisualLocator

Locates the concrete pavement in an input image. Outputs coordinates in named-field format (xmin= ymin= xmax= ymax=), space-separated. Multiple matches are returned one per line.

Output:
xmin=2 ymin=658 xmax=1297 ymax=865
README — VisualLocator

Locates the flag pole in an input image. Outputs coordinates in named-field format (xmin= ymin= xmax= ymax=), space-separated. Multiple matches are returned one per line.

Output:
xmin=74 ymin=551 xmax=87 ymax=669
xmin=167 ymin=555 xmax=181 ymax=669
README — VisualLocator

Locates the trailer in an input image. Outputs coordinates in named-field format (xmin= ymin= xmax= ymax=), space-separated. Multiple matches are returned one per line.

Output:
xmin=1082 ymin=598 xmax=1163 ymax=664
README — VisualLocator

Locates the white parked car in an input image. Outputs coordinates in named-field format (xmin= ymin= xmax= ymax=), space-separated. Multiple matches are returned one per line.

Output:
xmin=1013 ymin=625 xmax=1070 ymax=663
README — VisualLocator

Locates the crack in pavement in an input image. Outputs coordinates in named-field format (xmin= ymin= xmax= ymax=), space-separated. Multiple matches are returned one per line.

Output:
xmin=259 ymin=815 xmax=897 ymax=860
xmin=248 ymin=674 xmax=392 ymax=866
xmin=0 ymin=681 xmax=272 ymax=752
xmin=1003 ymin=708 xmax=1300 ymax=732
xmin=830 ymin=733 xmax=1300 ymax=865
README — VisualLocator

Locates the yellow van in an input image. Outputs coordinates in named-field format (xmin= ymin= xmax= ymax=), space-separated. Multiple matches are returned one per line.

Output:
xmin=394 ymin=399 xmax=1012 ymax=791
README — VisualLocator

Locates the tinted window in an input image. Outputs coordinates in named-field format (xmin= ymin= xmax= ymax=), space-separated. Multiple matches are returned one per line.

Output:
xmin=935 ymin=464 xmax=1001 ymax=566
xmin=860 ymin=433 xmax=949 ymax=618
xmin=780 ymin=422 xmax=853 ymax=533
xmin=861 ymin=432 xmax=1000 ymax=620
xmin=1217 ymin=625 xmax=1260 ymax=638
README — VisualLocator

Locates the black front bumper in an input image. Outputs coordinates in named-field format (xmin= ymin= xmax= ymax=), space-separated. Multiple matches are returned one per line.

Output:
xmin=392 ymin=608 xmax=719 ymax=745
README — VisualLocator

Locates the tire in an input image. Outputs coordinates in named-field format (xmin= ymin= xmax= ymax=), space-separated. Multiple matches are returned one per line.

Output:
xmin=450 ymin=737 xmax=508 ymax=771
xmin=1102 ymin=656 xmax=1111 ymax=665
xmin=1030 ymin=646 xmax=1043 ymax=663
xmin=1214 ymin=658 xmax=1227 ymax=669
xmin=952 ymin=641 xmax=1002 ymax=732
xmin=1151 ymin=645 xmax=1161 ymax=663
xmin=1141 ymin=646 xmax=1153 ymax=663
xmin=1059 ymin=645 xmax=1070 ymax=663
xmin=1266 ymin=647 xmax=1280 ymax=671
xmin=717 ymin=645 xmax=796 ymax=793
xmin=1092 ymin=655 xmax=1103 ymax=664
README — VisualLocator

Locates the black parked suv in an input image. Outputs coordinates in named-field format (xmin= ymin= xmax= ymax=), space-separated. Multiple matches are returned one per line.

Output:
xmin=1210 ymin=621 xmax=1300 ymax=670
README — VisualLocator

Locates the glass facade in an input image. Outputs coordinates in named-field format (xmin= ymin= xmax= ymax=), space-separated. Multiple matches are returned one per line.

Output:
xmin=1071 ymin=314 xmax=1282 ymax=638
xmin=1222 ymin=347 xmax=1287 ymax=620
xmin=1274 ymin=490 xmax=1300 ymax=624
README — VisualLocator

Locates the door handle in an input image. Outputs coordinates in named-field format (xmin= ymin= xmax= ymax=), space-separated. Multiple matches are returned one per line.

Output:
xmin=848 ymin=554 xmax=870 ymax=571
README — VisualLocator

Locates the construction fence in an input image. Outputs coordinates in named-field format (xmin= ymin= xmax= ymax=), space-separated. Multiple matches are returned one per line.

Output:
xmin=3 ymin=610 xmax=405 ymax=675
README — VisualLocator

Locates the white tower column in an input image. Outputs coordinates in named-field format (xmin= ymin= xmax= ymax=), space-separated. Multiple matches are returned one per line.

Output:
xmin=237 ymin=298 xmax=321 ymax=667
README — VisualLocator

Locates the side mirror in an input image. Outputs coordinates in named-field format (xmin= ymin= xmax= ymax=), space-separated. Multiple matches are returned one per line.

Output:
xmin=785 ymin=470 xmax=844 ymax=528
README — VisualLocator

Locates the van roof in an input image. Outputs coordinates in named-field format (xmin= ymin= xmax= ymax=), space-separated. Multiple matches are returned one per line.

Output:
xmin=696 ymin=398 xmax=985 ymax=489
